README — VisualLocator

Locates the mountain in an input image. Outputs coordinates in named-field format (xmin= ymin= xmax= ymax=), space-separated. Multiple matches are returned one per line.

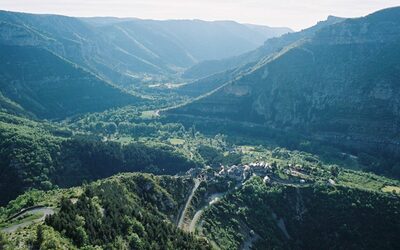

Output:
xmin=1 ymin=163 xmax=399 ymax=249
xmin=0 ymin=173 xmax=211 ymax=249
xmin=0 ymin=10 xmax=291 ymax=86
xmin=0 ymin=45 xmax=140 ymax=119
xmin=82 ymin=18 xmax=292 ymax=66
xmin=201 ymin=177 xmax=400 ymax=249
xmin=182 ymin=16 xmax=344 ymax=80
xmin=167 ymin=7 xmax=400 ymax=164
xmin=0 ymin=91 xmax=29 ymax=117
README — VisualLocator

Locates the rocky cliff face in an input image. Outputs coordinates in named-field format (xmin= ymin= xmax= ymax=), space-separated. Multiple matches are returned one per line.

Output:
xmin=169 ymin=7 xmax=400 ymax=156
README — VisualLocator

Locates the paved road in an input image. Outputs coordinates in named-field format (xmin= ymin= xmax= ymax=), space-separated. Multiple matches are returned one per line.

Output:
xmin=177 ymin=179 xmax=200 ymax=229
xmin=2 ymin=207 xmax=54 ymax=233
xmin=189 ymin=192 xmax=225 ymax=232
xmin=189 ymin=209 xmax=204 ymax=232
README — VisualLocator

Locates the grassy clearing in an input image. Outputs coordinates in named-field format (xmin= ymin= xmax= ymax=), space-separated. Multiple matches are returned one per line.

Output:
xmin=169 ymin=138 xmax=185 ymax=145
xmin=382 ymin=186 xmax=400 ymax=194
xmin=140 ymin=110 xmax=159 ymax=119
xmin=238 ymin=146 xmax=256 ymax=154
xmin=113 ymin=136 xmax=135 ymax=145
xmin=336 ymin=171 xmax=390 ymax=193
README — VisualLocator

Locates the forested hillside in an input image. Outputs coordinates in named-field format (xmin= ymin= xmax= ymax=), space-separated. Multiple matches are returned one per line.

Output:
xmin=201 ymin=177 xmax=400 ymax=249
xmin=0 ymin=45 xmax=141 ymax=119
xmin=168 ymin=7 xmax=400 ymax=178
xmin=0 ymin=173 xmax=212 ymax=249
xmin=0 ymin=112 xmax=199 ymax=205
xmin=0 ymin=10 xmax=290 ymax=86
xmin=1 ymin=164 xmax=399 ymax=249
xmin=182 ymin=16 xmax=343 ymax=79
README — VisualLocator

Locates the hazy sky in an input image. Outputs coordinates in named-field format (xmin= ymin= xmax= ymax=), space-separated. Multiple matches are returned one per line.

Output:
xmin=0 ymin=0 xmax=399 ymax=30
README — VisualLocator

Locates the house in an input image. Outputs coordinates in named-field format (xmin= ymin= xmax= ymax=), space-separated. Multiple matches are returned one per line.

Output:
xmin=263 ymin=175 xmax=271 ymax=184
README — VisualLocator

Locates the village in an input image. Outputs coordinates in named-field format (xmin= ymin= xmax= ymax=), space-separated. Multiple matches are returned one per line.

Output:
xmin=186 ymin=160 xmax=328 ymax=186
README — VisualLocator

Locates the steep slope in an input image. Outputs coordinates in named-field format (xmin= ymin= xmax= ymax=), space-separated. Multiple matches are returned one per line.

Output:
xmin=0 ymin=91 xmax=30 ymax=117
xmin=83 ymin=18 xmax=292 ymax=65
xmin=182 ymin=16 xmax=343 ymax=80
xmin=168 ymin=7 xmax=400 ymax=158
xmin=0 ymin=45 xmax=140 ymax=119
xmin=2 ymin=165 xmax=399 ymax=249
xmin=0 ymin=173 xmax=212 ymax=249
xmin=201 ymin=177 xmax=400 ymax=250
xmin=0 ymin=10 xmax=291 ymax=85
xmin=45 ymin=174 xmax=211 ymax=249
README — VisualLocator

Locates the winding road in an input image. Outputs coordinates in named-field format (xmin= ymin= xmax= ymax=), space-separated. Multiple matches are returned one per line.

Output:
xmin=1 ymin=207 xmax=54 ymax=233
xmin=189 ymin=192 xmax=225 ymax=232
xmin=177 ymin=179 xmax=200 ymax=229
xmin=189 ymin=209 xmax=204 ymax=232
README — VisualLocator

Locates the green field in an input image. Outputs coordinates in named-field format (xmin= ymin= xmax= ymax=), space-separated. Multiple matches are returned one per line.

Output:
xmin=382 ymin=185 xmax=400 ymax=194
xmin=169 ymin=138 xmax=185 ymax=145
xmin=140 ymin=110 xmax=159 ymax=119
xmin=112 ymin=136 xmax=135 ymax=145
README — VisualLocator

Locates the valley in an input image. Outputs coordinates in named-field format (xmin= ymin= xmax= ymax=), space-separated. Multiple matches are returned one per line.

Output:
xmin=0 ymin=5 xmax=399 ymax=250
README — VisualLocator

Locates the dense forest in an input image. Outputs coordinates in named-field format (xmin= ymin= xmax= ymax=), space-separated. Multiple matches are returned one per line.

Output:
xmin=0 ymin=111 xmax=199 ymax=205
xmin=45 ymin=174 xmax=211 ymax=249
xmin=0 ymin=174 xmax=212 ymax=249
xmin=201 ymin=177 xmax=400 ymax=249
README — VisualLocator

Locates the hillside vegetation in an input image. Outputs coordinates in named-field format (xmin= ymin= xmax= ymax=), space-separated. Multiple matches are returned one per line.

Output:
xmin=201 ymin=177 xmax=400 ymax=250
xmin=1 ymin=173 xmax=211 ymax=249
xmin=0 ymin=112 xmax=199 ymax=205
xmin=0 ymin=10 xmax=290 ymax=86
xmin=0 ymin=45 xmax=141 ymax=119
xmin=168 ymin=7 xmax=400 ymax=177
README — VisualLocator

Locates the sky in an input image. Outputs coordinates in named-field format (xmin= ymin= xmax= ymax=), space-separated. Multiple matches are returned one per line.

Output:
xmin=0 ymin=0 xmax=399 ymax=30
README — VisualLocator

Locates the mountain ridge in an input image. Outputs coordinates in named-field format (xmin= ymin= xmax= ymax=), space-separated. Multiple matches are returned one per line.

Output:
xmin=168 ymin=7 xmax=400 ymax=162
xmin=182 ymin=15 xmax=344 ymax=79
xmin=0 ymin=9 xmax=291 ymax=86
xmin=0 ymin=44 xmax=141 ymax=119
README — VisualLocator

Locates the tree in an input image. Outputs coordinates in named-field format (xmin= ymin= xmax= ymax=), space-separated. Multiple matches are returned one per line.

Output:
xmin=34 ymin=225 xmax=45 ymax=250
xmin=105 ymin=122 xmax=117 ymax=135
xmin=128 ymin=233 xmax=143 ymax=250
xmin=330 ymin=165 xmax=340 ymax=177
xmin=0 ymin=231 xmax=10 ymax=250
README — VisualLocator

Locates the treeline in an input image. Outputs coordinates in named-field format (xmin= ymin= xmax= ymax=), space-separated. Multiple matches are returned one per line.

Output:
xmin=54 ymin=137 xmax=200 ymax=187
xmin=0 ymin=113 xmax=62 ymax=205
xmin=71 ymin=108 xmax=186 ymax=139
xmin=197 ymin=145 xmax=241 ymax=167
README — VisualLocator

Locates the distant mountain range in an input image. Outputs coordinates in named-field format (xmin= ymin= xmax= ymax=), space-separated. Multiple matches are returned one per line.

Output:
xmin=176 ymin=15 xmax=344 ymax=97
xmin=168 ymin=7 xmax=400 ymax=158
xmin=0 ymin=10 xmax=291 ymax=85
xmin=182 ymin=15 xmax=344 ymax=80
xmin=0 ymin=10 xmax=290 ymax=118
